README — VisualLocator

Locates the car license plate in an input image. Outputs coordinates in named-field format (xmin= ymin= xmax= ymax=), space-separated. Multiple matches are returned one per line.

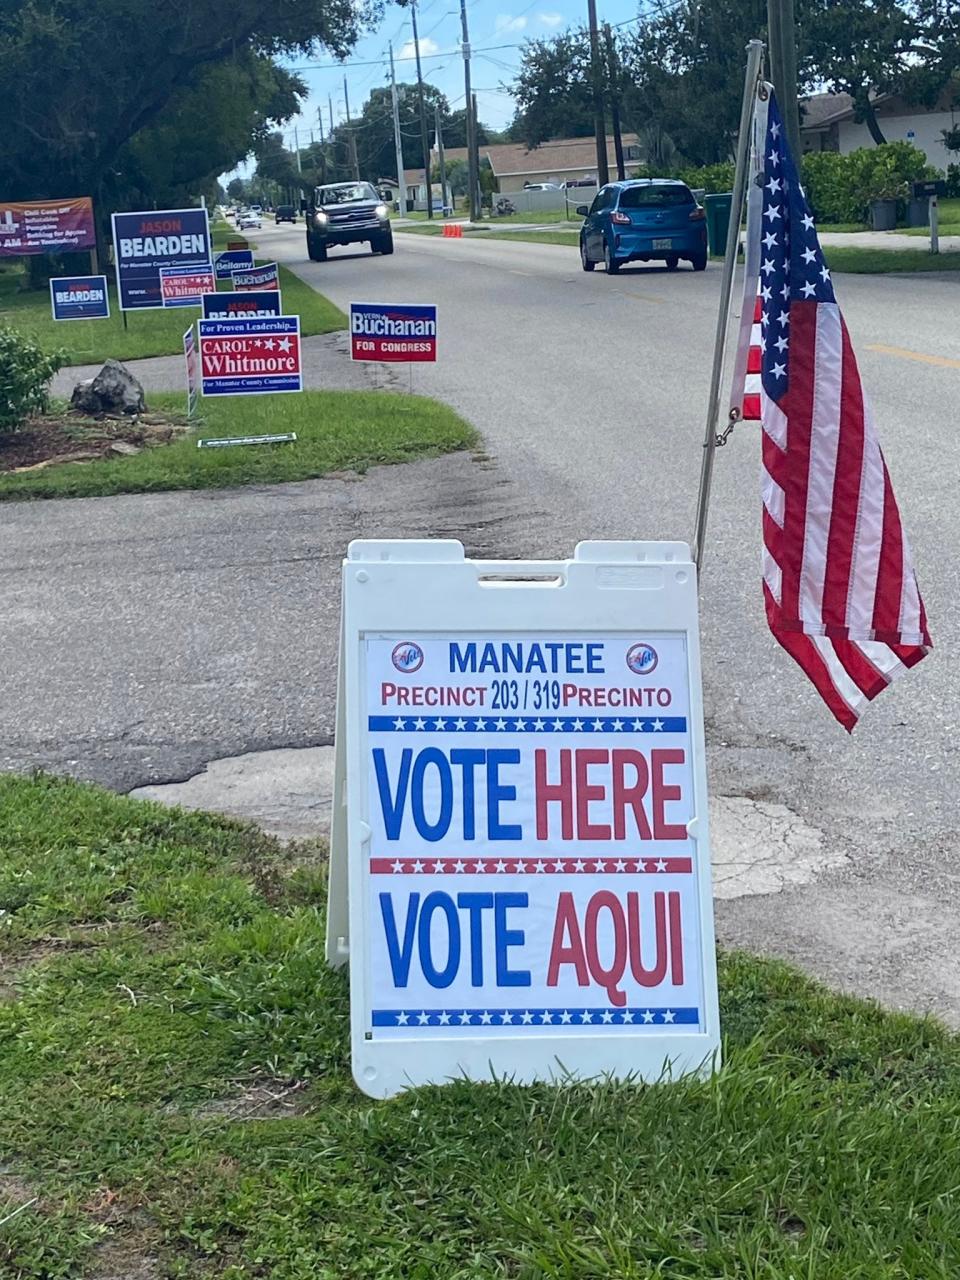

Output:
xmin=652 ymin=238 xmax=673 ymax=249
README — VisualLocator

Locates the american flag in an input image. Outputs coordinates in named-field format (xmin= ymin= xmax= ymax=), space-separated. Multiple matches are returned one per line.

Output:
xmin=736 ymin=90 xmax=931 ymax=731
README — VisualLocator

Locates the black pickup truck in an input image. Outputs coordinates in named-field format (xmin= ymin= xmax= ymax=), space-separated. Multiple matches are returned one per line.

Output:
xmin=305 ymin=181 xmax=394 ymax=262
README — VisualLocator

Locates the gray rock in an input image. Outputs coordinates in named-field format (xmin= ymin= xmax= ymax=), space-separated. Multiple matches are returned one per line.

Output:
xmin=107 ymin=440 xmax=143 ymax=456
xmin=70 ymin=360 xmax=146 ymax=416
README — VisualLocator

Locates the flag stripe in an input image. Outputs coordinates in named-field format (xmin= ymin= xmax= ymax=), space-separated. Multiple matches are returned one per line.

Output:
xmin=799 ymin=305 xmax=843 ymax=626
xmin=750 ymin=90 xmax=930 ymax=732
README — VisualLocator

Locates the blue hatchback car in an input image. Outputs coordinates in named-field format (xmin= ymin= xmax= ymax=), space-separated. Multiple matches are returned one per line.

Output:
xmin=577 ymin=179 xmax=708 ymax=274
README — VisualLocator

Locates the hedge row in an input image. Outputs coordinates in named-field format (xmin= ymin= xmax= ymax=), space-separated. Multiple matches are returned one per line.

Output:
xmin=632 ymin=142 xmax=942 ymax=225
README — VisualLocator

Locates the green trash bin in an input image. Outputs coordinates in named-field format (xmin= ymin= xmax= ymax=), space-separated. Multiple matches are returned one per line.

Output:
xmin=703 ymin=192 xmax=734 ymax=257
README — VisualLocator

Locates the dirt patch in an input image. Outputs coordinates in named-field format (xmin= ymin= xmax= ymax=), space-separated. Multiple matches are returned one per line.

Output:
xmin=0 ymin=411 xmax=189 ymax=473
xmin=88 ymin=1219 xmax=163 ymax=1280
xmin=186 ymin=1076 xmax=312 ymax=1123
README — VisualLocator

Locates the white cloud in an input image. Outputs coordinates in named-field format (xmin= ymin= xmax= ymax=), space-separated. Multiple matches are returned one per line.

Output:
xmin=399 ymin=36 xmax=439 ymax=60
xmin=538 ymin=11 xmax=564 ymax=27
xmin=495 ymin=14 xmax=528 ymax=32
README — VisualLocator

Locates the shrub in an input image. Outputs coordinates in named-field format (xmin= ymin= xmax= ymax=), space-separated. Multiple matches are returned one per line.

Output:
xmin=0 ymin=326 xmax=64 ymax=433
xmin=802 ymin=143 xmax=933 ymax=225
xmin=676 ymin=161 xmax=736 ymax=193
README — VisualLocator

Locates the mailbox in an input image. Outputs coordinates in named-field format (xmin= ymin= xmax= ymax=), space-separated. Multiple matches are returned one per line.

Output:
xmin=912 ymin=180 xmax=947 ymax=199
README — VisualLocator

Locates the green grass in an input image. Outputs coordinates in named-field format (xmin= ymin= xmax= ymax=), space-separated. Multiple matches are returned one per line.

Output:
xmin=824 ymin=246 xmax=960 ymax=273
xmin=4 ymin=773 xmax=960 ymax=1278
xmin=0 ymin=390 xmax=476 ymax=501
xmin=0 ymin=249 xmax=344 ymax=367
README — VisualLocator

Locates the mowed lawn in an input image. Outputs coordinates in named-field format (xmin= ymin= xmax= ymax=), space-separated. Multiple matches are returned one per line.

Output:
xmin=0 ymin=389 xmax=477 ymax=500
xmin=0 ymin=224 xmax=344 ymax=366
xmin=3 ymin=773 xmax=960 ymax=1278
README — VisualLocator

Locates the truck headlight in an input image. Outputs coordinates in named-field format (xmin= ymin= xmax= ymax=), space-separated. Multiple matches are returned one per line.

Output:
xmin=315 ymin=211 xmax=328 ymax=226
xmin=375 ymin=204 xmax=388 ymax=220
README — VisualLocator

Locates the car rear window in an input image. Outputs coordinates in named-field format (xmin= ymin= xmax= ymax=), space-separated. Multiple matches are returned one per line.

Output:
xmin=618 ymin=185 xmax=694 ymax=209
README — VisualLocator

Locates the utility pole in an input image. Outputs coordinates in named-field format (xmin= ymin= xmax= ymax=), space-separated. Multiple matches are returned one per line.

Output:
xmin=328 ymin=95 xmax=335 ymax=135
xmin=472 ymin=94 xmax=483 ymax=215
xmin=317 ymin=106 xmax=327 ymax=183
xmin=389 ymin=42 xmax=407 ymax=213
xmin=411 ymin=0 xmax=434 ymax=218
xmin=604 ymin=23 xmax=625 ymax=180
xmin=460 ymin=0 xmax=479 ymax=221
xmin=293 ymin=126 xmax=302 ymax=175
xmin=344 ymin=77 xmax=360 ymax=181
xmin=435 ymin=103 xmax=448 ymax=215
xmin=768 ymin=0 xmax=801 ymax=162
xmin=587 ymin=0 xmax=609 ymax=187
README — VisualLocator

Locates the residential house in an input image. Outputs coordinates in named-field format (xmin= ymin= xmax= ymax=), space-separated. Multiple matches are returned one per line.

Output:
xmin=800 ymin=87 xmax=959 ymax=170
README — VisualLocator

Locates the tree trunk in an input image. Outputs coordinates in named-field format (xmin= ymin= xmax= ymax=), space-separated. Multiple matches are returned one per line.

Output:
xmin=859 ymin=94 xmax=888 ymax=145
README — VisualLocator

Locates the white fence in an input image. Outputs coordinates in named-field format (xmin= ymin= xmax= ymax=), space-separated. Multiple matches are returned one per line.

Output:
xmin=487 ymin=186 xmax=598 ymax=218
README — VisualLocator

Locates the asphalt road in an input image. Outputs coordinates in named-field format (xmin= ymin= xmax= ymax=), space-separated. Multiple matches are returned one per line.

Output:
xmin=3 ymin=218 xmax=959 ymax=1020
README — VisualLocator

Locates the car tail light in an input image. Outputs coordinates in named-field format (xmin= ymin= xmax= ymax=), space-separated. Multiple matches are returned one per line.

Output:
xmin=689 ymin=207 xmax=706 ymax=221
xmin=611 ymin=210 xmax=631 ymax=224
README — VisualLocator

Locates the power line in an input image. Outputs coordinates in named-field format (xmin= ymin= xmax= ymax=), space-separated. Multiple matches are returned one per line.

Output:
xmin=286 ymin=42 xmax=524 ymax=72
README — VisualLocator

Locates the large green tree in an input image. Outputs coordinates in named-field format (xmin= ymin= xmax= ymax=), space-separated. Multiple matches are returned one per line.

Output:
xmin=0 ymin=0 xmax=402 ymax=205
xmin=507 ymin=32 xmax=595 ymax=146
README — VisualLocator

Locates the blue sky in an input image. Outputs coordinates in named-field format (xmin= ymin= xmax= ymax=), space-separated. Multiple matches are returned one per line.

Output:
xmin=234 ymin=0 xmax=638 ymax=175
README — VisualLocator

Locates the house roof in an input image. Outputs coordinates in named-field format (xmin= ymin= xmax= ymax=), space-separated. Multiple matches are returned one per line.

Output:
xmin=402 ymin=133 xmax=641 ymax=188
xmin=800 ymin=92 xmax=855 ymax=131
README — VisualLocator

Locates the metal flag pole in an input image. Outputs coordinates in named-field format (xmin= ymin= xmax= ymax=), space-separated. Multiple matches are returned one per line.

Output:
xmin=691 ymin=38 xmax=765 ymax=576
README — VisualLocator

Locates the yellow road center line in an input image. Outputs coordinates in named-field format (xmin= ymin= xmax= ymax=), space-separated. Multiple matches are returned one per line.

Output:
xmin=866 ymin=343 xmax=960 ymax=370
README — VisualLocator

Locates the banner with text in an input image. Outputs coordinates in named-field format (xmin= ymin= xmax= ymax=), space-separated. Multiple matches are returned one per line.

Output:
xmin=0 ymin=198 xmax=95 ymax=257
xmin=112 ymin=208 xmax=211 ymax=311
xmin=198 ymin=315 xmax=301 ymax=396
xmin=350 ymin=301 xmax=437 ymax=362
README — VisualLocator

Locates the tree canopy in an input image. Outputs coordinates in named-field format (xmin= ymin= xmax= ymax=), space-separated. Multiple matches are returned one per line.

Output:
xmin=0 ymin=0 xmax=403 ymax=209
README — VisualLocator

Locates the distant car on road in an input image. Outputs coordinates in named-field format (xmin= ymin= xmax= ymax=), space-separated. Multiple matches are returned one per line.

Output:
xmin=275 ymin=204 xmax=297 ymax=223
xmin=305 ymin=181 xmax=393 ymax=262
xmin=523 ymin=182 xmax=562 ymax=191
xmin=578 ymin=179 xmax=707 ymax=274
xmin=237 ymin=209 xmax=261 ymax=230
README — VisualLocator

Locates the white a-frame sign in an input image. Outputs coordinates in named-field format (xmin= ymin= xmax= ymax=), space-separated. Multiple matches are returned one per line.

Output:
xmin=327 ymin=540 xmax=720 ymax=1098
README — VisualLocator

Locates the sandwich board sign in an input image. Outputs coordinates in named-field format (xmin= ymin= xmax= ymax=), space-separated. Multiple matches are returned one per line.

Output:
xmin=327 ymin=539 xmax=720 ymax=1099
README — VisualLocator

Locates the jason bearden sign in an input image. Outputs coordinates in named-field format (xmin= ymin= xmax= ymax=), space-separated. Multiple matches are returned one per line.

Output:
xmin=112 ymin=208 xmax=211 ymax=311
xmin=350 ymin=302 xmax=437 ymax=362
xmin=327 ymin=539 xmax=720 ymax=1098
xmin=198 ymin=315 xmax=301 ymax=397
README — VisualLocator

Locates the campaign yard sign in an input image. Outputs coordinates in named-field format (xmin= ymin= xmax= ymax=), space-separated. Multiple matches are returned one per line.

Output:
xmin=112 ymin=208 xmax=211 ymax=311
xmin=232 ymin=262 xmax=280 ymax=291
xmin=198 ymin=315 xmax=301 ymax=396
xmin=0 ymin=198 xmax=96 ymax=257
xmin=202 ymin=289 xmax=282 ymax=321
xmin=214 ymin=249 xmax=254 ymax=280
xmin=328 ymin=539 xmax=721 ymax=1098
xmin=49 ymin=274 xmax=110 ymax=321
xmin=350 ymin=302 xmax=437 ymax=362
xmin=183 ymin=325 xmax=199 ymax=418
xmin=160 ymin=264 xmax=216 ymax=308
